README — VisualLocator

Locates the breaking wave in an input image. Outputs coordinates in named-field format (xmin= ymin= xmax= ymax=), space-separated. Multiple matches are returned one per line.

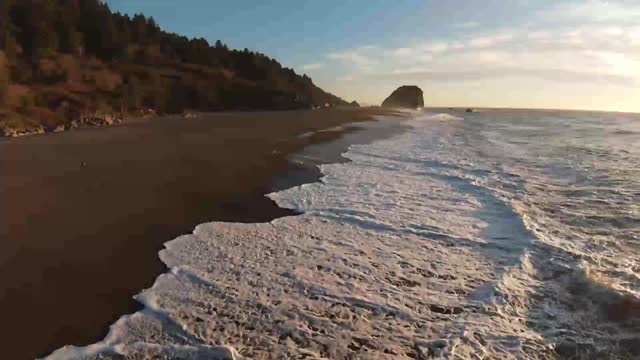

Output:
xmin=424 ymin=113 xmax=464 ymax=121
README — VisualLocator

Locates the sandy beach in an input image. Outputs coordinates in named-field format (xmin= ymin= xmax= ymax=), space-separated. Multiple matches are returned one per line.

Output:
xmin=0 ymin=108 xmax=399 ymax=359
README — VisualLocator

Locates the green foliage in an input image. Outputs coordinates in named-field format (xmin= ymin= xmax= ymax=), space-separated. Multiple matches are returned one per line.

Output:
xmin=58 ymin=28 xmax=83 ymax=55
xmin=146 ymin=16 xmax=160 ymax=44
xmin=120 ymin=73 xmax=142 ymax=110
xmin=1 ymin=35 xmax=17 ymax=61
xmin=0 ymin=80 xmax=7 ymax=106
xmin=82 ymin=73 xmax=95 ymax=85
xmin=11 ymin=0 xmax=59 ymax=58
xmin=131 ymin=14 xmax=147 ymax=44
xmin=19 ymin=95 xmax=34 ymax=114
xmin=0 ymin=62 xmax=8 ymax=106
xmin=11 ymin=61 xmax=32 ymax=83
xmin=36 ymin=65 xmax=67 ymax=85
xmin=0 ymin=0 xmax=13 ymax=50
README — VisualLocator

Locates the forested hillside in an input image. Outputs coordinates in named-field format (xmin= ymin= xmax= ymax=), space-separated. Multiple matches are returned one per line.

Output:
xmin=0 ymin=0 xmax=352 ymax=136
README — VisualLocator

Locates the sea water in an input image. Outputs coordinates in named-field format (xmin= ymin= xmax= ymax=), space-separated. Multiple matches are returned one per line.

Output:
xmin=47 ymin=109 xmax=640 ymax=359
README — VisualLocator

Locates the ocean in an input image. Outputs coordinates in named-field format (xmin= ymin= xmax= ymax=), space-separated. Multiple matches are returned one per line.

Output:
xmin=47 ymin=109 xmax=640 ymax=359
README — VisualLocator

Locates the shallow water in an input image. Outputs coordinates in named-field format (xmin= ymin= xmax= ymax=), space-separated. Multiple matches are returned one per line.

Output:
xmin=47 ymin=110 xmax=640 ymax=359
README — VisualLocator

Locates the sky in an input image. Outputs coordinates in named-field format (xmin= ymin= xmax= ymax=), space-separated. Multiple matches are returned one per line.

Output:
xmin=106 ymin=0 xmax=640 ymax=112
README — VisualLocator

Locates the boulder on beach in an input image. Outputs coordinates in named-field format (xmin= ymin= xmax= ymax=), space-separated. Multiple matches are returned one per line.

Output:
xmin=381 ymin=85 xmax=424 ymax=109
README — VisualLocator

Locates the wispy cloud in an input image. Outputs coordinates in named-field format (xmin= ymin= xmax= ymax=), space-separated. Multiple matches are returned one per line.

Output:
xmin=373 ymin=68 xmax=635 ymax=86
xmin=392 ymin=42 xmax=448 ymax=59
xmin=467 ymin=32 xmax=516 ymax=48
xmin=337 ymin=74 xmax=356 ymax=82
xmin=324 ymin=15 xmax=640 ymax=87
xmin=302 ymin=63 xmax=324 ymax=70
xmin=454 ymin=21 xmax=480 ymax=29
xmin=315 ymin=1 xmax=640 ymax=111
xmin=421 ymin=41 xmax=449 ymax=53
xmin=327 ymin=48 xmax=377 ymax=69
xmin=544 ymin=0 xmax=640 ymax=23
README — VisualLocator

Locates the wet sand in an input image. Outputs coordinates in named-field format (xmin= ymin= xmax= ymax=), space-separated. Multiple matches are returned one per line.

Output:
xmin=0 ymin=108 xmax=398 ymax=359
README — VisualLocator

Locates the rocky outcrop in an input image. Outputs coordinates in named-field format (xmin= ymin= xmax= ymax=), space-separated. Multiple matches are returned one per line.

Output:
xmin=0 ymin=110 xmax=148 ymax=137
xmin=350 ymin=100 xmax=360 ymax=107
xmin=381 ymin=86 xmax=424 ymax=109
xmin=70 ymin=112 xmax=123 ymax=129
xmin=0 ymin=125 xmax=45 ymax=137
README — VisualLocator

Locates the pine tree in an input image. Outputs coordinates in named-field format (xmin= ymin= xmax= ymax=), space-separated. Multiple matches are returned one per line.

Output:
xmin=56 ymin=0 xmax=84 ymax=54
xmin=131 ymin=14 xmax=147 ymax=44
xmin=146 ymin=16 xmax=160 ymax=44
xmin=0 ymin=51 xmax=9 ymax=106
xmin=122 ymin=74 xmax=142 ymax=110
xmin=12 ymin=0 xmax=59 ymax=58
xmin=0 ymin=0 xmax=13 ymax=50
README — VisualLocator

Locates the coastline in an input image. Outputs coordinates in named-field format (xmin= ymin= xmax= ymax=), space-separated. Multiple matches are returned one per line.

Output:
xmin=44 ymin=109 xmax=640 ymax=359
xmin=0 ymin=107 xmax=403 ymax=359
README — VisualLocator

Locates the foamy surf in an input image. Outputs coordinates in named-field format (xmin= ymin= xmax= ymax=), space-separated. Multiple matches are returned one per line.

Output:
xmin=45 ymin=110 xmax=640 ymax=359
xmin=425 ymin=113 xmax=464 ymax=121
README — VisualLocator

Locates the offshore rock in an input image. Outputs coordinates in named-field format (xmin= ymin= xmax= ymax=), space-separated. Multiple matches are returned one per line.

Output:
xmin=381 ymin=85 xmax=424 ymax=109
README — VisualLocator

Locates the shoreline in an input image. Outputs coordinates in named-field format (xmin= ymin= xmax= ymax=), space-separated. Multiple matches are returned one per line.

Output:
xmin=0 ymin=107 xmax=365 ymax=139
xmin=47 ymin=115 xmax=411 ymax=359
xmin=0 ymin=107 xmax=159 ymax=138
xmin=0 ymin=108 xmax=402 ymax=359
xmin=44 ymin=109 xmax=640 ymax=359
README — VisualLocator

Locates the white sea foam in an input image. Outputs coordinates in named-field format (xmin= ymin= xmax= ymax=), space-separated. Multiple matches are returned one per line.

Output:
xmin=45 ymin=110 xmax=640 ymax=359
xmin=424 ymin=113 xmax=464 ymax=122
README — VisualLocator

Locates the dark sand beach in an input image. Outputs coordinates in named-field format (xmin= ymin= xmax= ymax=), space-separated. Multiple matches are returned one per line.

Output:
xmin=0 ymin=108 xmax=399 ymax=359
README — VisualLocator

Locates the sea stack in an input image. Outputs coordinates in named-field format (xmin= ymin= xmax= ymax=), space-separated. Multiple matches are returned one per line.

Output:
xmin=381 ymin=85 xmax=424 ymax=109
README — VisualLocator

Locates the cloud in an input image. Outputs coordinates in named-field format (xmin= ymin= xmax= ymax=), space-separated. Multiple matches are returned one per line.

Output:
xmin=327 ymin=48 xmax=376 ymax=68
xmin=378 ymin=67 xmax=636 ymax=86
xmin=421 ymin=41 xmax=449 ymax=53
xmin=468 ymin=32 xmax=516 ymax=48
xmin=544 ymin=0 xmax=640 ymax=23
xmin=393 ymin=42 xmax=448 ymax=59
xmin=337 ymin=74 xmax=356 ymax=82
xmin=313 ymin=1 xmax=640 ymax=110
xmin=454 ymin=21 xmax=480 ymax=29
xmin=302 ymin=63 xmax=324 ymax=70
xmin=323 ymin=16 xmax=640 ymax=90
xmin=393 ymin=47 xmax=414 ymax=57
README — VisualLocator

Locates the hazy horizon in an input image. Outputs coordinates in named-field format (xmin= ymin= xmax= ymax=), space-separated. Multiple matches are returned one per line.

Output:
xmin=106 ymin=0 xmax=640 ymax=113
